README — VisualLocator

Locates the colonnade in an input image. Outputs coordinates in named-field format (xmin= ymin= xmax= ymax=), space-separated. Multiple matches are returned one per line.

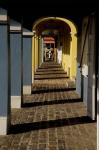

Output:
xmin=0 ymin=8 xmax=33 ymax=135
xmin=0 ymin=8 xmax=99 ymax=150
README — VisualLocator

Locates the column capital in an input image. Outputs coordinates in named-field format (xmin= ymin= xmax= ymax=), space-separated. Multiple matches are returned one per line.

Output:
xmin=0 ymin=8 xmax=8 ymax=24
xmin=10 ymin=19 xmax=22 ymax=33
xmin=22 ymin=28 xmax=33 ymax=37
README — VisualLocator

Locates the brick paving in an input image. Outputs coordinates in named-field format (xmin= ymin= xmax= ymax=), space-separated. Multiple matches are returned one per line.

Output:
xmin=0 ymin=62 xmax=96 ymax=150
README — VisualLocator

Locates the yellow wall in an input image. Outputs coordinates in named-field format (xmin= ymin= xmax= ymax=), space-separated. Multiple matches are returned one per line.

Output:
xmin=56 ymin=17 xmax=77 ymax=79
xmin=70 ymin=33 xmax=77 ymax=78
xmin=61 ymin=31 xmax=77 ymax=79
xmin=62 ymin=33 xmax=77 ymax=79
xmin=61 ymin=32 xmax=73 ymax=78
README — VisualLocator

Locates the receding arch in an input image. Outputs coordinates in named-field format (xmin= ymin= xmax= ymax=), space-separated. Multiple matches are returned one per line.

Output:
xmin=33 ymin=17 xmax=77 ymax=33
xmin=32 ymin=17 xmax=77 ymax=80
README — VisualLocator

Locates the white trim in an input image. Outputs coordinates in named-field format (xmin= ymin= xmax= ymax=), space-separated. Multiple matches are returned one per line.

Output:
xmin=0 ymin=8 xmax=7 ymax=21
xmin=23 ymin=28 xmax=33 ymax=36
xmin=0 ymin=15 xmax=7 ymax=21
xmin=0 ymin=117 xmax=8 ymax=135
xmin=10 ymin=26 xmax=21 ymax=31
xmin=23 ymin=31 xmax=33 ymax=36
xmin=11 ymin=96 xmax=21 ymax=108
xmin=10 ymin=20 xmax=21 ymax=31
xmin=23 ymin=85 xmax=31 ymax=95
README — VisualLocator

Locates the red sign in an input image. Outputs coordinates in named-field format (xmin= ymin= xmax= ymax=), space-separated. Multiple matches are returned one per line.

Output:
xmin=43 ymin=37 xmax=55 ymax=43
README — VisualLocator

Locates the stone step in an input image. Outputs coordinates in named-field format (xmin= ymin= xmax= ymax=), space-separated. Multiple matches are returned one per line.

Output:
xmin=36 ymin=68 xmax=64 ymax=72
xmin=35 ymin=62 xmax=67 ymax=80
xmin=39 ymin=65 xmax=62 ymax=69
xmin=34 ymin=74 xmax=68 ymax=80
xmin=35 ymin=71 xmax=66 ymax=75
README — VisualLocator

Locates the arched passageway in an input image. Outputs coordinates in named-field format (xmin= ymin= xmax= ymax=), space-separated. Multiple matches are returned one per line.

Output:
xmin=0 ymin=5 xmax=98 ymax=150
xmin=32 ymin=17 xmax=77 ymax=80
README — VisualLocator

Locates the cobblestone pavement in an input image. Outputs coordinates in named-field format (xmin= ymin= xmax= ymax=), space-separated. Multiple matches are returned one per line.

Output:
xmin=0 ymin=63 xmax=96 ymax=150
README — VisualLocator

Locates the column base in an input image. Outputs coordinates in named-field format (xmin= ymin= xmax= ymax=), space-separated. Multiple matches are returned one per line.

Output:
xmin=0 ymin=116 xmax=10 ymax=135
xmin=11 ymin=96 xmax=21 ymax=108
xmin=23 ymin=85 xmax=31 ymax=95
xmin=87 ymin=110 xmax=95 ymax=121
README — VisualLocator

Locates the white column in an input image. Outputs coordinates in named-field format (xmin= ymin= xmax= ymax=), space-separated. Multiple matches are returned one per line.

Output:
xmin=23 ymin=29 xmax=33 ymax=94
xmin=0 ymin=8 xmax=10 ymax=135
xmin=10 ymin=20 xmax=22 ymax=108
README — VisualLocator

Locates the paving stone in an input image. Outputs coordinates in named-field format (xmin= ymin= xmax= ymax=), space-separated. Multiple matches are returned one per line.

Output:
xmin=38 ymin=144 xmax=47 ymax=149
xmin=26 ymin=144 xmax=38 ymax=150
xmin=0 ymin=62 xmax=96 ymax=150
xmin=48 ymin=145 xmax=57 ymax=150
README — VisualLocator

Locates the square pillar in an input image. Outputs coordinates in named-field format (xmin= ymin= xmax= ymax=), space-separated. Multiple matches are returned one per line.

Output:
xmin=10 ymin=20 xmax=22 ymax=108
xmin=0 ymin=8 xmax=10 ymax=135
xmin=22 ymin=29 xmax=33 ymax=94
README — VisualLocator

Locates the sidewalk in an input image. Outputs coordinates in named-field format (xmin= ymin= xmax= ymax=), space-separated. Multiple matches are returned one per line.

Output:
xmin=0 ymin=62 xmax=96 ymax=150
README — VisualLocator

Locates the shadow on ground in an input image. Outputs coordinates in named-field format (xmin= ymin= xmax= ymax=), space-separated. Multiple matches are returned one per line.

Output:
xmin=32 ymin=88 xmax=76 ymax=94
xmin=10 ymin=116 xmax=95 ymax=134
xmin=22 ymin=98 xmax=82 ymax=108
